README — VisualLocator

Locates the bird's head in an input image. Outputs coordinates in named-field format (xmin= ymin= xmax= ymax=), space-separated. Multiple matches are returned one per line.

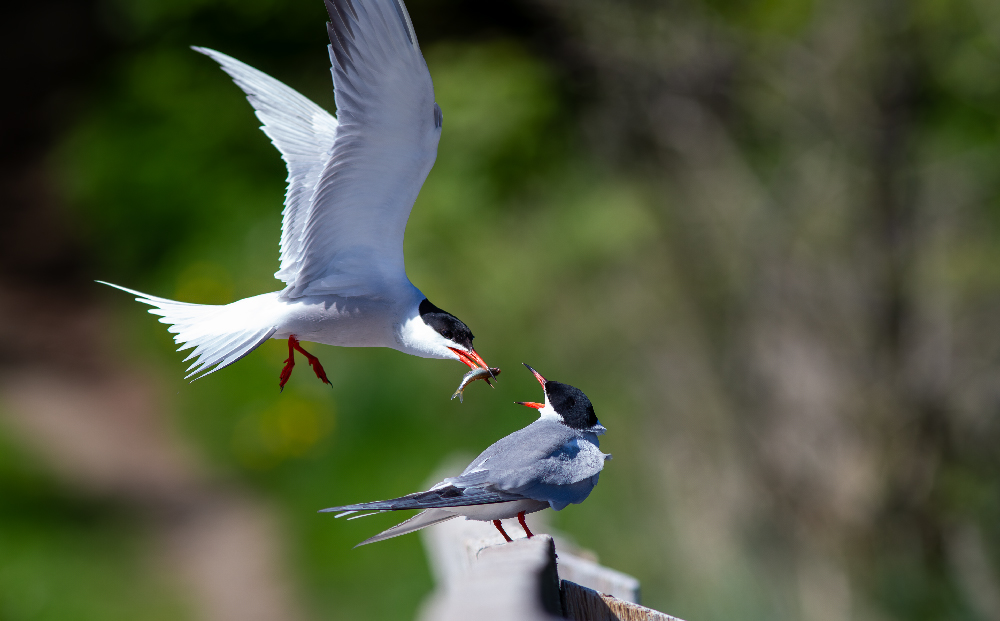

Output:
xmin=516 ymin=364 xmax=602 ymax=431
xmin=406 ymin=299 xmax=490 ymax=369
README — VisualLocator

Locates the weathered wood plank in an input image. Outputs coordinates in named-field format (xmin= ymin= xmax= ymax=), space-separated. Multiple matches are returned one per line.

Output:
xmin=556 ymin=549 xmax=641 ymax=603
xmin=418 ymin=534 xmax=563 ymax=621
xmin=562 ymin=580 xmax=684 ymax=621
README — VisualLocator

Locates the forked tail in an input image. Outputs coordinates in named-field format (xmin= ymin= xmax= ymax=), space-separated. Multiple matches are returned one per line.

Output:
xmin=350 ymin=509 xmax=459 ymax=548
xmin=99 ymin=281 xmax=278 ymax=380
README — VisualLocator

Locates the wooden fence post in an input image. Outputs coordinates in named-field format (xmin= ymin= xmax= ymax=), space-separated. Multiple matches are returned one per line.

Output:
xmin=418 ymin=514 xmax=684 ymax=621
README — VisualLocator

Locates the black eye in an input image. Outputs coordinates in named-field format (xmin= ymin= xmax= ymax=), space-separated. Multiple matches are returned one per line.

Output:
xmin=441 ymin=330 xmax=453 ymax=340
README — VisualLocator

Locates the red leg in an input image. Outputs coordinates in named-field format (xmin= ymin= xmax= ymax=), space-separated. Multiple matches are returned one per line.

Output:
xmin=279 ymin=338 xmax=296 ymax=391
xmin=517 ymin=511 xmax=534 ymax=538
xmin=493 ymin=519 xmax=513 ymax=542
xmin=288 ymin=335 xmax=331 ymax=386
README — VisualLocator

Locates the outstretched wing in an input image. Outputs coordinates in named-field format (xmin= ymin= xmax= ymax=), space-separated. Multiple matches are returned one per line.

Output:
xmin=288 ymin=0 xmax=442 ymax=297
xmin=195 ymin=0 xmax=440 ymax=298
xmin=192 ymin=47 xmax=340 ymax=286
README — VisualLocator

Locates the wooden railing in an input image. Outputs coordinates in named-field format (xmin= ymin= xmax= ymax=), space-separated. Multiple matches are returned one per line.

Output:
xmin=418 ymin=515 xmax=683 ymax=621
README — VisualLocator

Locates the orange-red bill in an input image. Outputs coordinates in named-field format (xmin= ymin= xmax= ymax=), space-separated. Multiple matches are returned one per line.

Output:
xmin=516 ymin=401 xmax=544 ymax=409
xmin=522 ymin=363 xmax=546 ymax=386
xmin=449 ymin=347 xmax=494 ymax=376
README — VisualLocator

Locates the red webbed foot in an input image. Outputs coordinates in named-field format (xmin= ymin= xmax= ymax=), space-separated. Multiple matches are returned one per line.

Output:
xmin=279 ymin=339 xmax=296 ymax=391
xmin=280 ymin=336 xmax=331 ymax=390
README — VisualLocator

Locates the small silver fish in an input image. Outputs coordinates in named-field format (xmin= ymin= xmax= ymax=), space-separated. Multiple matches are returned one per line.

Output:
xmin=451 ymin=367 xmax=501 ymax=403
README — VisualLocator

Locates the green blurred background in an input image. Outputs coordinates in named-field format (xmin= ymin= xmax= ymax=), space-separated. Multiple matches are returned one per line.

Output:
xmin=2 ymin=0 xmax=1000 ymax=619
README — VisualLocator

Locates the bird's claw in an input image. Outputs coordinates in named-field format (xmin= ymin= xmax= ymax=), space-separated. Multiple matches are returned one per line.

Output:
xmin=279 ymin=356 xmax=295 ymax=391
xmin=281 ymin=335 xmax=331 ymax=389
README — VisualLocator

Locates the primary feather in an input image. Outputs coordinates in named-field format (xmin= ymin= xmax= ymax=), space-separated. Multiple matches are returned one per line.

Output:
xmin=189 ymin=47 xmax=339 ymax=287
xmin=288 ymin=0 xmax=442 ymax=297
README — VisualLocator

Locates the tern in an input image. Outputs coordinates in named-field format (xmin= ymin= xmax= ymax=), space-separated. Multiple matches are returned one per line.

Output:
xmin=101 ymin=0 xmax=493 ymax=390
xmin=321 ymin=364 xmax=610 ymax=546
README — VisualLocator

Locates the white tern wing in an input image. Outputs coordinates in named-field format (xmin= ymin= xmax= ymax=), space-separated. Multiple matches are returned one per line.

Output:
xmin=286 ymin=0 xmax=442 ymax=297
xmin=192 ymin=47 xmax=340 ymax=286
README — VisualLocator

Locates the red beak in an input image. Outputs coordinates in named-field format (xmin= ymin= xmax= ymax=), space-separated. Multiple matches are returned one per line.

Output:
xmin=522 ymin=363 xmax=546 ymax=386
xmin=449 ymin=347 xmax=491 ymax=372
xmin=515 ymin=363 xmax=546 ymax=409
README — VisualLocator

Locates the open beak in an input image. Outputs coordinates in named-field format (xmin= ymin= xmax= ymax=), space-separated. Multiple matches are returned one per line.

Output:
xmin=522 ymin=363 xmax=546 ymax=386
xmin=449 ymin=347 xmax=496 ymax=380
xmin=515 ymin=363 xmax=547 ymax=409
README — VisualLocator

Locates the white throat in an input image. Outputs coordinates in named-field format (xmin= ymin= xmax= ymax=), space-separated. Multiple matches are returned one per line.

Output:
xmin=537 ymin=393 xmax=562 ymax=422
xmin=395 ymin=310 xmax=459 ymax=361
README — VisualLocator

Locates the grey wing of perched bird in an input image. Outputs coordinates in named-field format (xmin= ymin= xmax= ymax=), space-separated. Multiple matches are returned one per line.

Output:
xmin=443 ymin=418 xmax=610 ymax=511
xmin=320 ymin=484 xmax=527 ymax=515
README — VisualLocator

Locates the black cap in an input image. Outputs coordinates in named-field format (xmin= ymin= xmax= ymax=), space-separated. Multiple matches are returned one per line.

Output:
xmin=545 ymin=381 xmax=598 ymax=429
xmin=419 ymin=299 xmax=474 ymax=350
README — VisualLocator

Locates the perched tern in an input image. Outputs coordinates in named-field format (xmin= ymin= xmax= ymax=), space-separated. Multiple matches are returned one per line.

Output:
xmin=321 ymin=364 xmax=610 ymax=546
xmin=100 ymin=0 xmax=493 ymax=390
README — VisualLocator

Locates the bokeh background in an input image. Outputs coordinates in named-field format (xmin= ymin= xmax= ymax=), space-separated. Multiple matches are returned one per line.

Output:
xmin=3 ymin=0 xmax=1000 ymax=619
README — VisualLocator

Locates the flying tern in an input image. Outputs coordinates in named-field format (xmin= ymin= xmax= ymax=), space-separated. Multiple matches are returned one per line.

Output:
xmin=101 ymin=0 xmax=493 ymax=390
xmin=321 ymin=364 xmax=610 ymax=546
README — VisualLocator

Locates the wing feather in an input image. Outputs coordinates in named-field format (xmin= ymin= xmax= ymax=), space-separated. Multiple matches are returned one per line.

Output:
xmin=194 ymin=0 xmax=438 ymax=298
xmin=319 ymin=485 xmax=524 ymax=513
xmin=192 ymin=47 xmax=339 ymax=285
xmin=448 ymin=420 xmax=610 ymax=509
xmin=285 ymin=0 xmax=441 ymax=297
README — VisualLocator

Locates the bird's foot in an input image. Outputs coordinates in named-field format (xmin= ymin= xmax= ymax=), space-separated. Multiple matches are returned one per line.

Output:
xmin=493 ymin=519 xmax=513 ymax=542
xmin=279 ymin=341 xmax=296 ymax=392
xmin=517 ymin=512 xmax=534 ymax=538
xmin=289 ymin=335 xmax=331 ymax=386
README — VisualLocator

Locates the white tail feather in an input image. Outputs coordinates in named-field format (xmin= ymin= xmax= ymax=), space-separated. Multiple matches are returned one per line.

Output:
xmin=99 ymin=281 xmax=279 ymax=380
xmin=355 ymin=509 xmax=459 ymax=547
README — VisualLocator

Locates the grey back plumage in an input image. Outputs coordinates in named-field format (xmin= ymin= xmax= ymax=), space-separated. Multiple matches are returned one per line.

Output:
xmin=443 ymin=418 xmax=609 ymax=511
xmin=322 ymin=418 xmax=610 ymax=516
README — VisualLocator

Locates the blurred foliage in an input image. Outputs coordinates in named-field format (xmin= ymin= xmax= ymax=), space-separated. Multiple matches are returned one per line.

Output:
xmin=0 ymin=421 xmax=189 ymax=621
xmin=1 ymin=0 xmax=998 ymax=619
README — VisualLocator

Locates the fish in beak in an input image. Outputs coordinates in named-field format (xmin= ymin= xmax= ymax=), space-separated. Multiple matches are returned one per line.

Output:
xmin=448 ymin=347 xmax=496 ymax=381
